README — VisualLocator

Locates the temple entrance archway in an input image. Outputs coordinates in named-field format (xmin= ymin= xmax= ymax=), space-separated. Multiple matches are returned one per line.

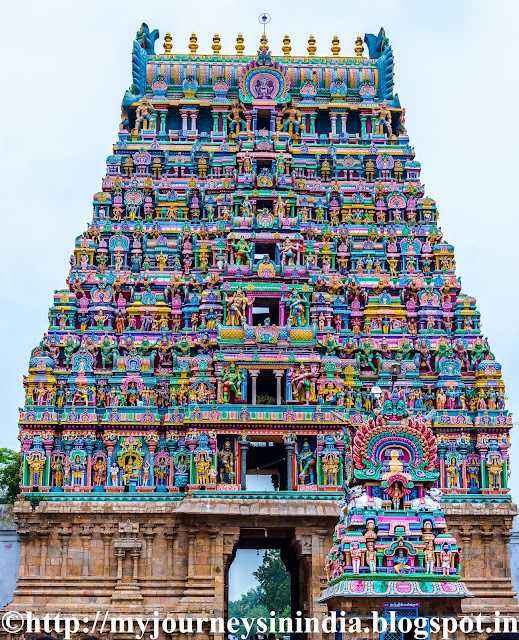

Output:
xmin=225 ymin=527 xmax=308 ymax=638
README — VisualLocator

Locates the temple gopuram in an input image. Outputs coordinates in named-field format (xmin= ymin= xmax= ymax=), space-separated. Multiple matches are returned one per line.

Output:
xmin=7 ymin=23 xmax=517 ymax=639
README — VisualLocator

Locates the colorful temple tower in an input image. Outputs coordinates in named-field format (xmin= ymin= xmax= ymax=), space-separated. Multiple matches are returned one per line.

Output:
xmin=319 ymin=405 xmax=471 ymax=631
xmin=9 ymin=24 xmax=517 ymax=636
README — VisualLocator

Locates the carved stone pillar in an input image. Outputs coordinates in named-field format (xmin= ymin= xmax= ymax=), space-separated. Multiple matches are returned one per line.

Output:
xmin=502 ymin=528 xmax=513 ymax=576
xmin=249 ymin=369 xmax=259 ymax=405
xmin=209 ymin=529 xmax=218 ymax=577
xmin=187 ymin=529 xmax=197 ymax=577
xmin=284 ymin=440 xmax=295 ymax=490
xmin=143 ymin=526 xmax=156 ymax=577
xmin=80 ymin=525 xmax=93 ymax=577
xmin=131 ymin=549 xmax=141 ymax=581
xmin=238 ymin=439 xmax=249 ymax=490
xmin=164 ymin=525 xmax=177 ymax=578
xmin=274 ymin=370 xmax=284 ymax=405
xmin=480 ymin=525 xmax=494 ymax=579
xmin=101 ymin=524 xmax=114 ymax=577
xmin=459 ymin=525 xmax=472 ymax=579
xmin=330 ymin=113 xmax=337 ymax=136
xmin=58 ymin=525 xmax=72 ymax=578
xmin=116 ymin=548 xmax=125 ymax=580
xmin=17 ymin=526 xmax=30 ymax=578
xmin=37 ymin=527 xmax=50 ymax=578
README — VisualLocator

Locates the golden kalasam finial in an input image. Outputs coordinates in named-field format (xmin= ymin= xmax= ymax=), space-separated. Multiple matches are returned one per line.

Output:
xmin=236 ymin=33 xmax=245 ymax=54
xmin=355 ymin=34 xmax=364 ymax=57
xmin=164 ymin=32 xmax=172 ymax=54
xmin=331 ymin=34 xmax=340 ymax=56
xmin=189 ymin=32 xmax=198 ymax=54
xmin=260 ymin=32 xmax=270 ymax=52
xmin=212 ymin=33 xmax=221 ymax=54
xmin=307 ymin=34 xmax=316 ymax=56
xmin=282 ymin=34 xmax=292 ymax=56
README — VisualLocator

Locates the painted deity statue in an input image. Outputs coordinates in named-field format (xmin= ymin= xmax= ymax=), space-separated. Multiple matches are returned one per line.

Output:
xmin=221 ymin=363 xmax=244 ymax=402
xmin=297 ymin=439 xmax=317 ymax=485
xmin=225 ymin=287 xmax=253 ymax=326
xmin=281 ymin=100 xmax=303 ymax=135
xmin=135 ymin=96 xmax=154 ymax=132
xmin=289 ymin=364 xmax=315 ymax=404
xmin=232 ymin=236 xmax=252 ymax=266
xmin=374 ymin=100 xmax=393 ymax=136
xmin=227 ymin=100 xmax=248 ymax=135
xmin=283 ymin=288 xmax=307 ymax=327
xmin=217 ymin=439 xmax=235 ymax=483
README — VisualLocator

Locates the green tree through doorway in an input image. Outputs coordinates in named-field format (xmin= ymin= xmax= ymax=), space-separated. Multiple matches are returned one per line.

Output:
xmin=228 ymin=550 xmax=291 ymax=637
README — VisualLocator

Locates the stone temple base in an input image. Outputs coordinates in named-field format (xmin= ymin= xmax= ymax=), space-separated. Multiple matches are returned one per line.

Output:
xmin=3 ymin=495 xmax=518 ymax=640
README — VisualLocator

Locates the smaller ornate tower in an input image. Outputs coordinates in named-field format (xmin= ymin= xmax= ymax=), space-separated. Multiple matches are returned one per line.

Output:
xmin=320 ymin=397 xmax=470 ymax=628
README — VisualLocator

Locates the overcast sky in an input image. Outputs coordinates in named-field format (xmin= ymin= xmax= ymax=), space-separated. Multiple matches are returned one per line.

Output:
xmin=1 ymin=0 xmax=518 ymax=597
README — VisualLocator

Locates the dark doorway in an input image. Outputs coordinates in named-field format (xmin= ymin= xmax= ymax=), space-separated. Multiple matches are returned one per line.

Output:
xmin=257 ymin=109 xmax=272 ymax=132
xmin=256 ymin=159 xmax=273 ymax=173
xmin=255 ymin=370 xmax=280 ymax=404
xmin=256 ymin=198 xmax=274 ymax=211
xmin=246 ymin=441 xmax=287 ymax=490
xmin=252 ymin=296 xmax=279 ymax=325
xmin=254 ymin=241 xmax=277 ymax=261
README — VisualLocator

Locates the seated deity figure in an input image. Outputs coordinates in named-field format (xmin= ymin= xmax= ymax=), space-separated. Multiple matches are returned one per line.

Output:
xmin=374 ymin=100 xmax=393 ymax=136
xmin=135 ymin=96 xmax=154 ymax=132
xmin=281 ymin=100 xmax=304 ymax=135
xmin=228 ymin=100 xmax=248 ymax=134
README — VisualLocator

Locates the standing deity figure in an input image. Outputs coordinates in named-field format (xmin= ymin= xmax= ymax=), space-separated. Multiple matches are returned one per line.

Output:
xmin=365 ymin=540 xmax=377 ymax=574
xmin=279 ymin=237 xmax=296 ymax=266
xmin=289 ymin=364 xmax=315 ymax=404
xmin=232 ymin=236 xmax=252 ymax=265
xmin=155 ymin=457 xmax=168 ymax=486
xmin=424 ymin=540 xmax=435 ymax=574
xmin=350 ymin=542 xmax=362 ymax=574
xmin=467 ymin=458 xmax=479 ymax=488
xmin=446 ymin=457 xmax=459 ymax=488
xmin=321 ymin=452 xmax=339 ymax=485
xmin=110 ymin=463 xmax=120 ymax=486
xmin=51 ymin=458 xmax=64 ymax=487
xmin=135 ymin=96 xmax=154 ymax=132
xmin=217 ymin=439 xmax=235 ymax=483
xmin=297 ymin=439 xmax=317 ymax=485
xmin=28 ymin=456 xmax=46 ymax=486
xmin=195 ymin=451 xmax=211 ymax=485
xmin=283 ymin=288 xmax=307 ymax=327
xmin=225 ymin=288 xmax=253 ymax=326
xmin=487 ymin=457 xmax=503 ymax=489
xmin=93 ymin=458 xmax=107 ymax=486
xmin=440 ymin=543 xmax=452 ymax=576
xmin=227 ymin=100 xmax=248 ymax=135
xmin=281 ymin=100 xmax=303 ymax=135
xmin=374 ymin=100 xmax=393 ymax=136
xmin=221 ymin=363 xmax=244 ymax=402
xmin=71 ymin=455 xmax=85 ymax=486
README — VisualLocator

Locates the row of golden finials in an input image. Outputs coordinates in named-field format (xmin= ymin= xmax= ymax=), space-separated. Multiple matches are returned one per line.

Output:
xmin=161 ymin=32 xmax=366 ymax=57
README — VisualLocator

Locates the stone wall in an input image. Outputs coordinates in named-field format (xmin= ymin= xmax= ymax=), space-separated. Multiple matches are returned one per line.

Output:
xmin=3 ymin=497 xmax=518 ymax=639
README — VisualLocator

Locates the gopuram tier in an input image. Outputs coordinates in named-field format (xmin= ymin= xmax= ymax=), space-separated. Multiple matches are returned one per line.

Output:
xmin=8 ymin=24 xmax=517 ymax=636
